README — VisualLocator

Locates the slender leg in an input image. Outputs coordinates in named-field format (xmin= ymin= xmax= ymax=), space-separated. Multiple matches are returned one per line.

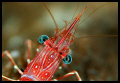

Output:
xmin=25 ymin=39 xmax=32 ymax=64
xmin=2 ymin=51 xmax=23 ymax=81
xmin=2 ymin=75 xmax=19 ymax=81
xmin=26 ymin=39 xmax=44 ymax=64
xmin=51 ymin=70 xmax=82 ymax=81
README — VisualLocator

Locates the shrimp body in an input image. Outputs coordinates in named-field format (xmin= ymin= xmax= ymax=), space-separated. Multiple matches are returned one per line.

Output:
xmin=19 ymin=6 xmax=87 ymax=81
xmin=20 ymin=46 xmax=61 ymax=81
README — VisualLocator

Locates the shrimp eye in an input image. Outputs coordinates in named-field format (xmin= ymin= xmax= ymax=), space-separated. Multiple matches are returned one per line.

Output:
xmin=63 ymin=54 xmax=72 ymax=64
xmin=38 ymin=35 xmax=49 ymax=44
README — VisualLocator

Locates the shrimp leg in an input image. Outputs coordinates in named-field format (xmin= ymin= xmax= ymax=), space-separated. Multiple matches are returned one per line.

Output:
xmin=25 ymin=39 xmax=32 ymax=64
xmin=2 ymin=75 xmax=19 ymax=81
xmin=51 ymin=70 xmax=82 ymax=81
xmin=2 ymin=51 xmax=23 ymax=81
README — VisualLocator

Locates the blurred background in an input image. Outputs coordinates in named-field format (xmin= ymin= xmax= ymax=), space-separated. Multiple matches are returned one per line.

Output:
xmin=2 ymin=2 xmax=118 ymax=81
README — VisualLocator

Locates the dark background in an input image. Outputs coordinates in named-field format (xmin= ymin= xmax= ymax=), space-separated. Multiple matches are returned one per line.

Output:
xmin=2 ymin=2 xmax=118 ymax=81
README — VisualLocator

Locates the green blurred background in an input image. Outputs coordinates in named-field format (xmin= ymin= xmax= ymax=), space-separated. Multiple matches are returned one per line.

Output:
xmin=2 ymin=2 xmax=118 ymax=81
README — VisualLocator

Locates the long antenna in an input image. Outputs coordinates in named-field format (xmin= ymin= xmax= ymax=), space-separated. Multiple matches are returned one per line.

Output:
xmin=71 ymin=2 xmax=80 ymax=20
xmin=78 ymin=35 xmax=118 ymax=40
xmin=42 ymin=2 xmax=58 ymax=28
xmin=79 ymin=2 xmax=109 ymax=25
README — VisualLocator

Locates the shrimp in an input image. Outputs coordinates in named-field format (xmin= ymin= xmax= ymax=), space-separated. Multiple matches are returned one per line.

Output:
xmin=2 ymin=3 xmax=117 ymax=80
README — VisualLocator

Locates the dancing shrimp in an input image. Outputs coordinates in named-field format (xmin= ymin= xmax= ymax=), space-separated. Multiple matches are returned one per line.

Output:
xmin=2 ymin=2 xmax=118 ymax=81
